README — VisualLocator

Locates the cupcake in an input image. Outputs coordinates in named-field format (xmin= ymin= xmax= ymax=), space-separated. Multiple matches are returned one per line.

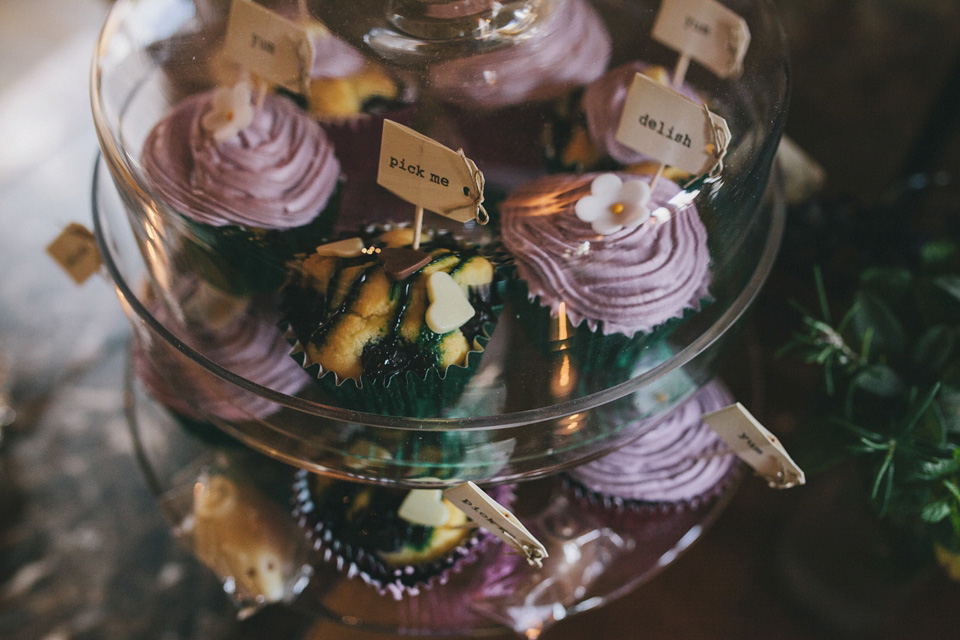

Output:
xmin=544 ymin=62 xmax=703 ymax=174
xmin=140 ymin=82 xmax=341 ymax=294
xmin=500 ymin=172 xmax=711 ymax=372
xmin=292 ymin=472 xmax=514 ymax=599
xmin=132 ymin=278 xmax=311 ymax=426
xmin=280 ymin=226 xmax=500 ymax=417
xmin=565 ymin=380 xmax=742 ymax=515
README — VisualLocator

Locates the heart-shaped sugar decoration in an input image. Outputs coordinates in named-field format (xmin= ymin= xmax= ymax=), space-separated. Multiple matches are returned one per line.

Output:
xmin=398 ymin=489 xmax=449 ymax=527
xmin=313 ymin=237 xmax=365 ymax=258
xmin=425 ymin=271 xmax=475 ymax=334
xmin=379 ymin=247 xmax=431 ymax=280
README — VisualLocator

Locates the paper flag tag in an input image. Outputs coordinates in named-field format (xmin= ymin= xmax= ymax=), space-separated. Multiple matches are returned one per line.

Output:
xmin=377 ymin=120 xmax=487 ymax=224
xmin=46 ymin=223 xmax=102 ymax=285
xmin=444 ymin=481 xmax=548 ymax=567
xmin=652 ymin=0 xmax=751 ymax=78
xmin=222 ymin=0 xmax=314 ymax=94
xmin=701 ymin=403 xmax=805 ymax=489
xmin=615 ymin=72 xmax=730 ymax=178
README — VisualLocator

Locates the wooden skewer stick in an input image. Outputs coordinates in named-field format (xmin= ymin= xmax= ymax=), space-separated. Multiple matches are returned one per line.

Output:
xmin=412 ymin=205 xmax=424 ymax=250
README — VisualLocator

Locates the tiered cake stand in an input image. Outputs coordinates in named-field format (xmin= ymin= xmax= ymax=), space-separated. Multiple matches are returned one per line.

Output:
xmin=91 ymin=0 xmax=789 ymax=635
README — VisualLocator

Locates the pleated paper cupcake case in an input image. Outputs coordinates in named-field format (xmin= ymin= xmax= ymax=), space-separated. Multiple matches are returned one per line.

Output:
xmin=291 ymin=470 xmax=515 ymax=599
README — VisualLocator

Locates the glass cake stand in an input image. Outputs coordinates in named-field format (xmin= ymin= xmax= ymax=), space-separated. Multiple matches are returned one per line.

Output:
xmin=90 ymin=0 xmax=789 ymax=486
xmin=90 ymin=0 xmax=788 ymax=634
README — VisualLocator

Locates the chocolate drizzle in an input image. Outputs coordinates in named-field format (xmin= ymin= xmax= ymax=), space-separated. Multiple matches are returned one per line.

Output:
xmin=312 ymin=271 xmax=370 ymax=346
xmin=459 ymin=289 xmax=496 ymax=342
xmin=281 ymin=230 xmax=494 ymax=382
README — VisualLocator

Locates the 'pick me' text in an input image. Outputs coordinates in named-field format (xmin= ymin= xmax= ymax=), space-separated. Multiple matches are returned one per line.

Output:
xmin=389 ymin=157 xmax=450 ymax=186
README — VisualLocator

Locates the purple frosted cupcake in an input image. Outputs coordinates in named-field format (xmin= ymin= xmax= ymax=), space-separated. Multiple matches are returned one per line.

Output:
xmin=132 ymin=280 xmax=311 ymax=424
xmin=500 ymin=172 xmax=711 ymax=371
xmin=293 ymin=471 xmax=515 ymax=599
xmin=565 ymin=380 xmax=742 ymax=515
xmin=140 ymin=83 xmax=341 ymax=293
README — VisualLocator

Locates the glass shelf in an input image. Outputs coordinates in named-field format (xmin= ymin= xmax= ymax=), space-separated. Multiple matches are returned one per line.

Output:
xmin=94 ymin=153 xmax=784 ymax=483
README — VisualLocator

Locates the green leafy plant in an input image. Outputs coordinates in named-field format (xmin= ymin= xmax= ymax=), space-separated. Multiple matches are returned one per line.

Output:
xmin=782 ymin=245 xmax=960 ymax=557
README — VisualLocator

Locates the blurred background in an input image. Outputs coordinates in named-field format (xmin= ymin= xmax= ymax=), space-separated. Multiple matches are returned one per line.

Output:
xmin=2 ymin=0 xmax=960 ymax=638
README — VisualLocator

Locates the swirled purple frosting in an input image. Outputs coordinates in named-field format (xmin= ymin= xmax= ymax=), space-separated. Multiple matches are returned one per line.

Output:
xmin=428 ymin=0 xmax=611 ymax=108
xmin=141 ymin=90 xmax=340 ymax=229
xmin=133 ymin=284 xmax=310 ymax=422
xmin=569 ymin=380 xmax=737 ymax=503
xmin=501 ymin=173 xmax=710 ymax=336
xmin=582 ymin=62 xmax=702 ymax=165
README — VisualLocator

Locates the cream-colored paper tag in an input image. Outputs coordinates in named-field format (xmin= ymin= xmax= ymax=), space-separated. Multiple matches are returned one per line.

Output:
xmin=222 ymin=0 xmax=314 ymax=93
xmin=443 ymin=481 xmax=548 ymax=567
xmin=652 ymin=0 xmax=751 ymax=78
xmin=46 ymin=223 xmax=102 ymax=285
xmin=377 ymin=120 xmax=487 ymax=224
xmin=701 ymin=402 xmax=806 ymax=489
xmin=615 ymin=72 xmax=731 ymax=177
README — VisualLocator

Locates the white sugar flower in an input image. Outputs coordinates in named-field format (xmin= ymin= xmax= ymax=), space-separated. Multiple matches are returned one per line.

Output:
xmin=201 ymin=81 xmax=255 ymax=143
xmin=574 ymin=173 xmax=652 ymax=235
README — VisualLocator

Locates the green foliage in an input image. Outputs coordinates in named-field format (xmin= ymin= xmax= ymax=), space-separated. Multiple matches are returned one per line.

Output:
xmin=783 ymin=254 xmax=960 ymax=553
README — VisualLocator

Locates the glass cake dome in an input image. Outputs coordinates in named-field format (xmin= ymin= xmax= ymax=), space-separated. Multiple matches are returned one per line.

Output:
xmin=91 ymin=0 xmax=789 ymax=485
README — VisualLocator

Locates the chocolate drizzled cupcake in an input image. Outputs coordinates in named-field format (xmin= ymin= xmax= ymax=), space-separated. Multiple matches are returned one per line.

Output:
xmin=293 ymin=472 xmax=514 ymax=599
xmin=281 ymin=226 xmax=500 ymax=417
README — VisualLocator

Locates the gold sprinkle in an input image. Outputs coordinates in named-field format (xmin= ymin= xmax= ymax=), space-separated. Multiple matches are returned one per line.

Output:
xmin=610 ymin=203 xmax=625 ymax=215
